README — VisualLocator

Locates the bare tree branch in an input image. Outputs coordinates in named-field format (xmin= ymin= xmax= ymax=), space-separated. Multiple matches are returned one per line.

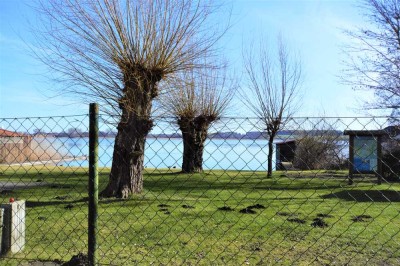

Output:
xmin=241 ymin=35 xmax=303 ymax=178
xmin=159 ymin=65 xmax=235 ymax=172
xmin=33 ymin=0 xmax=228 ymax=197
xmin=34 ymin=0 xmax=226 ymax=115
xmin=342 ymin=0 xmax=400 ymax=116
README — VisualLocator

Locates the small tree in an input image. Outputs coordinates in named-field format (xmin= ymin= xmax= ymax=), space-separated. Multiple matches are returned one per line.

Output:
xmin=242 ymin=36 xmax=303 ymax=178
xmin=160 ymin=68 xmax=233 ymax=173
xmin=343 ymin=0 xmax=400 ymax=114
xmin=35 ymin=0 xmax=226 ymax=197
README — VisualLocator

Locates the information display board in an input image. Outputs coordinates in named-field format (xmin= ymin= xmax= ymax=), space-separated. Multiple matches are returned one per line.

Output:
xmin=344 ymin=129 xmax=386 ymax=185
xmin=353 ymin=136 xmax=378 ymax=172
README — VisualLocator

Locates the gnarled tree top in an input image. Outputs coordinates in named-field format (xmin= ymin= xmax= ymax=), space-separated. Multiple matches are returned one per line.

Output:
xmin=35 ymin=0 xmax=226 ymax=114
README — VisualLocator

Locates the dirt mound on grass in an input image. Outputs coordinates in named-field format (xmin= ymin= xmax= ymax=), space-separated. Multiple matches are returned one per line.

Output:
xmin=62 ymin=253 xmax=89 ymax=266
xmin=351 ymin=214 xmax=373 ymax=222
xmin=239 ymin=208 xmax=257 ymax=214
xmin=311 ymin=218 xmax=328 ymax=228
xmin=287 ymin=218 xmax=306 ymax=224
xmin=218 ymin=206 xmax=234 ymax=211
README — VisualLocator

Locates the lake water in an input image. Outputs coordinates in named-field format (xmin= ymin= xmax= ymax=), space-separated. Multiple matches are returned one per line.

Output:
xmin=57 ymin=137 xmax=273 ymax=171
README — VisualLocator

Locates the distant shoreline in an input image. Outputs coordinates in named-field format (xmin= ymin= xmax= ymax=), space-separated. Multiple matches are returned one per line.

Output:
xmin=31 ymin=129 xmax=345 ymax=140
xmin=0 ymin=156 xmax=87 ymax=167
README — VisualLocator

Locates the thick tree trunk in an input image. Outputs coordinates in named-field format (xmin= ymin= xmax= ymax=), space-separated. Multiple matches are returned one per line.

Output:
xmin=181 ymin=129 xmax=206 ymax=173
xmin=100 ymin=71 xmax=160 ymax=198
xmin=100 ymin=114 xmax=153 ymax=198
xmin=178 ymin=115 xmax=212 ymax=173
xmin=267 ymin=135 xmax=274 ymax=178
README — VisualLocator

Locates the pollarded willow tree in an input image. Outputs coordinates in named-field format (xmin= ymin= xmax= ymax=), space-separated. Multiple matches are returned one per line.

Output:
xmin=241 ymin=36 xmax=303 ymax=178
xmin=35 ymin=0 xmax=226 ymax=198
xmin=159 ymin=68 xmax=234 ymax=173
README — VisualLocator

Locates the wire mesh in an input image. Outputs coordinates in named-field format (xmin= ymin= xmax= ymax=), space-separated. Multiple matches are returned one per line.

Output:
xmin=0 ymin=114 xmax=399 ymax=265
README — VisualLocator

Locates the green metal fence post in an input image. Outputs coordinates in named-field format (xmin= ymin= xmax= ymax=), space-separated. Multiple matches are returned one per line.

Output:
xmin=88 ymin=103 xmax=99 ymax=266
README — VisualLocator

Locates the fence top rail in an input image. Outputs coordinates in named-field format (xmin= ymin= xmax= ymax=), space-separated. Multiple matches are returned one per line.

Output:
xmin=0 ymin=114 xmax=88 ymax=120
xmin=105 ymin=115 xmax=399 ymax=119
xmin=1 ymin=113 xmax=399 ymax=120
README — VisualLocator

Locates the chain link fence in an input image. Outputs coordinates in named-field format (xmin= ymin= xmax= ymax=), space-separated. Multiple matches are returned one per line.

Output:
xmin=0 ymin=112 xmax=399 ymax=265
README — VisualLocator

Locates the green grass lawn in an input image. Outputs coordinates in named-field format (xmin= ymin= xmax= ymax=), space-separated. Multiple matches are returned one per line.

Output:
xmin=0 ymin=165 xmax=399 ymax=265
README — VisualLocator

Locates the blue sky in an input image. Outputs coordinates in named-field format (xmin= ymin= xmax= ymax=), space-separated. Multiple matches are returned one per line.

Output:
xmin=0 ymin=0 xmax=375 ymax=118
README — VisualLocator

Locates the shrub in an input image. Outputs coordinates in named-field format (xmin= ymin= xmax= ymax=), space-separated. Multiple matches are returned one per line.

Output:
xmin=293 ymin=133 xmax=345 ymax=170
xmin=382 ymin=139 xmax=400 ymax=182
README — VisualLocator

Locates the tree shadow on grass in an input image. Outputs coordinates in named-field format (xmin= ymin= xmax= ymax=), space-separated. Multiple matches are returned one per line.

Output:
xmin=144 ymin=177 xmax=346 ymax=192
xmin=321 ymin=190 xmax=400 ymax=202
xmin=26 ymin=198 xmax=88 ymax=208
xmin=27 ymin=197 xmax=152 ymax=208
xmin=143 ymin=171 xmax=350 ymax=192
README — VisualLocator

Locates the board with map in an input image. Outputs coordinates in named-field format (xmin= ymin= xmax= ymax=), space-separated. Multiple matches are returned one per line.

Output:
xmin=353 ymin=136 xmax=378 ymax=172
